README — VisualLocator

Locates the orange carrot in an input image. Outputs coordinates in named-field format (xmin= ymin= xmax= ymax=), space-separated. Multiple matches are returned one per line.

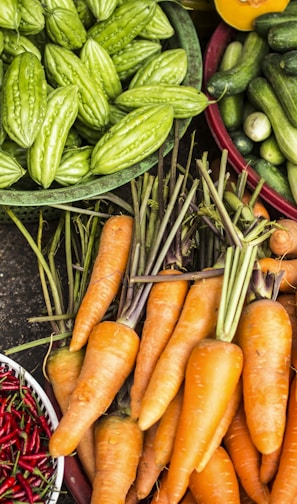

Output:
xmin=153 ymin=385 xmax=184 ymax=469
xmin=150 ymin=470 xmax=169 ymax=504
xmin=269 ymin=219 xmax=297 ymax=258
xmin=257 ymin=257 xmax=297 ymax=293
xmin=125 ymin=485 xmax=139 ymax=504
xmin=196 ymin=377 xmax=242 ymax=472
xmin=49 ymin=320 xmax=140 ymax=457
xmin=70 ymin=214 xmax=134 ymax=352
xmin=224 ymin=402 xmax=270 ymax=504
xmin=46 ymin=346 xmax=96 ymax=483
xmin=134 ymin=421 xmax=162 ymax=500
xmin=179 ymin=490 xmax=196 ymax=504
xmin=236 ymin=297 xmax=292 ymax=455
xmin=260 ymin=446 xmax=282 ymax=485
xmin=270 ymin=376 xmax=297 ymax=503
xmin=277 ymin=293 xmax=297 ymax=369
xmin=91 ymin=413 xmax=143 ymax=504
xmin=138 ymin=274 xmax=224 ymax=431
xmin=189 ymin=446 xmax=241 ymax=504
xmin=241 ymin=191 xmax=270 ymax=221
xmin=130 ymin=269 xmax=189 ymax=420
xmin=166 ymin=338 xmax=243 ymax=504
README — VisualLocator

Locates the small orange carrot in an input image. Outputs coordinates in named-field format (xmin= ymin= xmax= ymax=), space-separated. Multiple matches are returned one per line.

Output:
xmin=260 ymin=446 xmax=282 ymax=485
xmin=166 ymin=338 xmax=243 ymax=504
xmin=153 ymin=385 xmax=184 ymax=469
xmin=91 ymin=413 xmax=143 ymax=504
xmin=236 ymin=297 xmax=292 ymax=455
xmin=270 ymin=376 xmax=297 ymax=503
xmin=138 ymin=273 xmax=224 ymax=431
xmin=189 ymin=446 xmax=241 ymax=504
xmin=134 ymin=421 xmax=162 ymax=500
xmin=269 ymin=219 xmax=297 ymax=258
xmin=130 ymin=269 xmax=189 ymax=420
xmin=196 ymin=377 xmax=242 ymax=473
xmin=257 ymin=257 xmax=297 ymax=293
xmin=46 ymin=346 xmax=96 ymax=483
xmin=224 ymin=402 xmax=270 ymax=504
xmin=70 ymin=214 xmax=134 ymax=352
xmin=49 ymin=320 xmax=140 ymax=457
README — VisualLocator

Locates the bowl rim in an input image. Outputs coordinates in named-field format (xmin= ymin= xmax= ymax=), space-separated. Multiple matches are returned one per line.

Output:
xmin=203 ymin=21 xmax=297 ymax=220
xmin=0 ymin=1 xmax=203 ymax=208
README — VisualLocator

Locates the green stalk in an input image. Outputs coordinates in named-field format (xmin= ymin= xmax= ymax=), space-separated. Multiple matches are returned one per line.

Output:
xmin=4 ymin=332 xmax=72 ymax=355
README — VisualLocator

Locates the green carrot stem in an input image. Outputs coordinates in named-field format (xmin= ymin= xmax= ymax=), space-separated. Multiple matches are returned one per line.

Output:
xmin=4 ymin=332 xmax=71 ymax=355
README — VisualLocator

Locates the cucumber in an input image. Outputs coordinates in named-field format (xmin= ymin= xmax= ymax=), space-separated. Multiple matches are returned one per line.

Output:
xmin=247 ymin=76 xmax=297 ymax=165
xmin=206 ymin=31 xmax=269 ymax=99
xmin=279 ymin=50 xmax=297 ymax=75
xmin=252 ymin=158 xmax=294 ymax=203
xmin=260 ymin=135 xmax=286 ymax=166
xmin=243 ymin=111 xmax=271 ymax=142
xmin=267 ymin=21 xmax=297 ymax=52
xmin=284 ymin=0 xmax=297 ymax=15
xmin=253 ymin=12 xmax=297 ymax=36
xmin=261 ymin=52 xmax=297 ymax=127
xmin=229 ymin=129 xmax=254 ymax=156
xmin=287 ymin=161 xmax=297 ymax=204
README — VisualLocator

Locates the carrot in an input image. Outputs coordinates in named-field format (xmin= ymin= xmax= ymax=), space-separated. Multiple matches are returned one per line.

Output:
xmin=134 ymin=421 xmax=162 ymax=500
xmin=196 ymin=377 xmax=242 ymax=472
xmin=270 ymin=376 xmax=297 ymax=503
xmin=138 ymin=274 xmax=224 ymax=431
xmin=69 ymin=214 xmax=134 ymax=352
xmin=236 ymin=297 xmax=292 ymax=455
xmin=153 ymin=385 xmax=184 ymax=469
xmin=91 ymin=413 xmax=143 ymax=504
xmin=179 ymin=491 xmax=197 ymax=504
xmin=260 ymin=446 xmax=282 ymax=485
xmin=166 ymin=338 xmax=243 ymax=504
xmin=241 ymin=191 xmax=270 ymax=221
xmin=188 ymin=446 xmax=241 ymax=504
xmin=277 ymin=293 xmax=297 ymax=370
xmin=150 ymin=470 xmax=169 ymax=504
xmin=257 ymin=257 xmax=297 ymax=293
xmin=269 ymin=219 xmax=297 ymax=258
xmin=130 ymin=269 xmax=189 ymax=420
xmin=49 ymin=320 xmax=140 ymax=457
xmin=224 ymin=402 xmax=270 ymax=504
xmin=125 ymin=485 xmax=139 ymax=504
xmin=46 ymin=346 xmax=96 ymax=483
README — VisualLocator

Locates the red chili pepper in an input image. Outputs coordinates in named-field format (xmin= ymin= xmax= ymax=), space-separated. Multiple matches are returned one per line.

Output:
xmin=0 ymin=476 xmax=16 ymax=497
xmin=17 ymin=473 xmax=34 ymax=504
xmin=38 ymin=415 xmax=52 ymax=439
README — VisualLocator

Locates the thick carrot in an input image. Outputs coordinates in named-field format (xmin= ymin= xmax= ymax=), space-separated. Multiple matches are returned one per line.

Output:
xmin=134 ymin=421 xmax=162 ymax=500
xmin=49 ymin=320 xmax=140 ymax=457
xmin=270 ymin=376 xmax=297 ymax=503
xmin=153 ymin=385 xmax=184 ymax=468
xmin=70 ymin=214 xmax=134 ymax=352
xmin=130 ymin=269 xmax=189 ymax=420
xmin=46 ymin=346 xmax=96 ymax=483
xmin=236 ymin=298 xmax=292 ymax=455
xmin=196 ymin=377 xmax=242 ymax=473
xmin=189 ymin=446 xmax=241 ymax=504
xmin=224 ymin=402 xmax=270 ymax=504
xmin=269 ymin=219 xmax=297 ymax=258
xmin=277 ymin=293 xmax=297 ymax=369
xmin=257 ymin=257 xmax=297 ymax=293
xmin=91 ymin=413 xmax=143 ymax=504
xmin=260 ymin=446 xmax=282 ymax=485
xmin=138 ymin=274 xmax=224 ymax=431
xmin=166 ymin=338 xmax=243 ymax=504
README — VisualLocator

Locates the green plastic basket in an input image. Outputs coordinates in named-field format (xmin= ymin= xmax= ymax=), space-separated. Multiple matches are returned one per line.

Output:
xmin=0 ymin=2 xmax=202 ymax=223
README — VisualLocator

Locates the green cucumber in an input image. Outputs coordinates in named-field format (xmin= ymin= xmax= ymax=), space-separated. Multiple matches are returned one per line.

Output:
xmin=287 ymin=161 xmax=297 ymax=204
xmin=267 ymin=21 xmax=297 ymax=52
xmin=253 ymin=11 xmax=297 ymax=36
xmin=252 ymin=158 xmax=294 ymax=203
xmin=206 ymin=31 xmax=269 ymax=99
xmin=260 ymin=135 xmax=286 ymax=166
xmin=279 ymin=50 xmax=297 ymax=75
xmin=247 ymin=76 xmax=297 ymax=165
xmin=261 ymin=52 xmax=297 ymax=127
xmin=229 ymin=129 xmax=254 ymax=156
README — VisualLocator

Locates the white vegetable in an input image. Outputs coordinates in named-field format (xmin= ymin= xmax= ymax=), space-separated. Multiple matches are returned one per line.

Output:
xmin=243 ymin=111 xmax=272 ymax=142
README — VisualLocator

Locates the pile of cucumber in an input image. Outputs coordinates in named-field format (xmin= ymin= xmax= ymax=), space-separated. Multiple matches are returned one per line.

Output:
xmin=206 ymin=0 xmax=297 ymax=206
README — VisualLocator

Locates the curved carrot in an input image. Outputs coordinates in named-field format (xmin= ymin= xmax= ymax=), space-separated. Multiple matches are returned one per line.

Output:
xmin=236 ymin=298 xmax=292 ymax=455
xmin=46 ymin=346 xmax=96 ymax=483
xmin=91 ymin=413 xmax=143 ymax=504
xmin=270 ymin=377 xmax=297 ymax=503
xmin=49 ymin=320 xmax=140 ymax=457
xmin=277 ymin=293 xmax=297 ymax=369
xmin=224 ymin=402 xmax=270 ymax=504
xmin=257 ymin=257 xmax=297 ymax=293
xmin=153 ymin=385 xmax=184 ymax=469
xmin=134 ymin=421 xmax=162 ymax=500
xmin=70 ymin=214 xmax=134 ymax=352
xmin=196 ymin=377 xmax=242 ymax=473
xmin=130 ymin=269 xmax=189 ymax=420
xmin=269 ymin=219 xmax=297 ymax=258
xmin=166 ymin=338 xmax=243 ymax=504
xmin=138 ymin=274 xmax=224 ymax=431
xmin=189 ymin=446 xmax=241 ymax=504
xmin=260 ymin=446 xmax=282 ymax=485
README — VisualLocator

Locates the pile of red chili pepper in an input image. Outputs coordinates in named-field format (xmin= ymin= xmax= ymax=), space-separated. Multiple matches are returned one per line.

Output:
xmin=0 ymin=365 xmax=57 ymax=503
